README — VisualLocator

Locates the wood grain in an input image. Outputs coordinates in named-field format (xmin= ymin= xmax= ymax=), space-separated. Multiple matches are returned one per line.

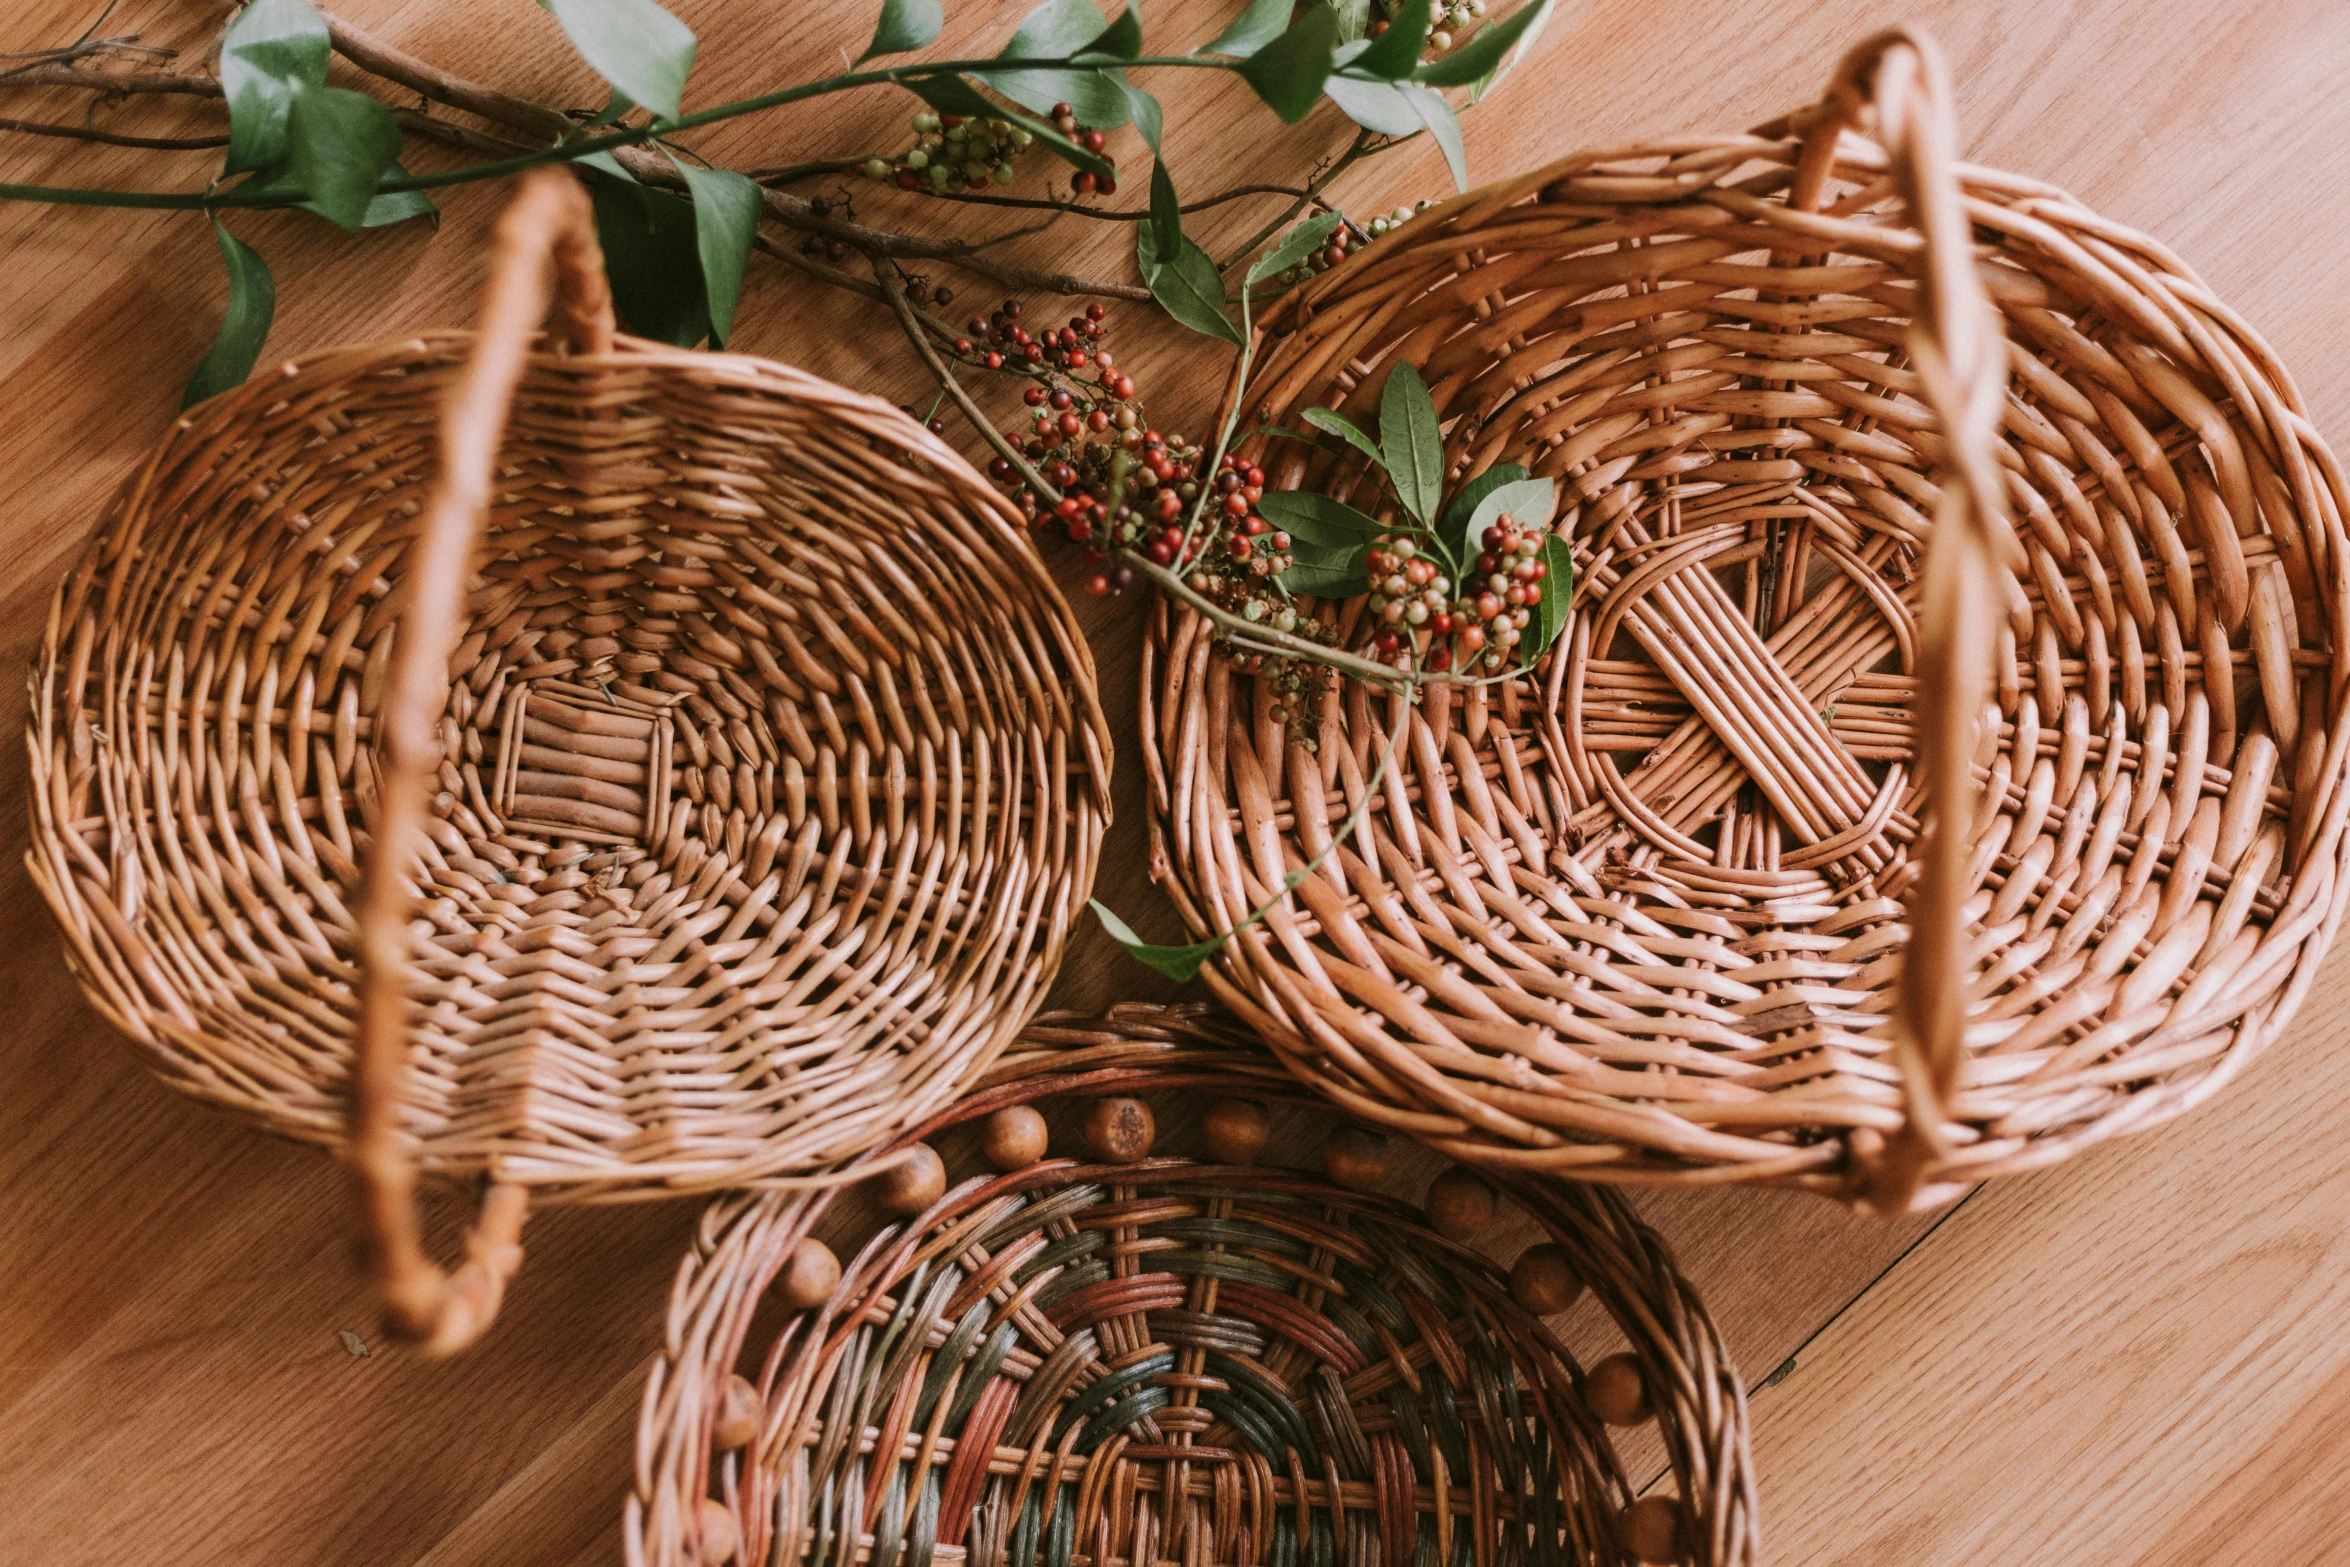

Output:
xmin=0 ymin=1 xmax=2345 ymax=1563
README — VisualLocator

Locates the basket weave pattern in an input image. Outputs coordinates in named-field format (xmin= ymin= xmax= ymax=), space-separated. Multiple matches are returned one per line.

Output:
xmin=27 ymin=173 xmax=1110 ymax=1346
xmin=631 ymin=1006 xmax=1755 ymax=1567
xmin=1141 ymin=32 xmax=2350 ymax=1203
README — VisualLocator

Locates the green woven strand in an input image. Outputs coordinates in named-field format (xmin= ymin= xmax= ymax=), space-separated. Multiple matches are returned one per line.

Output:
xmin=1048 ymin=1350 xmax=1175 ymax=1445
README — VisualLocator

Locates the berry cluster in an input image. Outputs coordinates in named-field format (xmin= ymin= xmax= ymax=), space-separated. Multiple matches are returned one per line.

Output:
xmin=1369 ymin=0 xmax=1493 ymax=55
xmin=1261 ymin=201 xmax=1435 ymax=289
xmin=864 ymin=110 xmax=1033 ymax=193
xmin=1365 ymin=513 xmax=1548 ymax=672
xmin=861 ymin=103 xmax=1117 ymax=197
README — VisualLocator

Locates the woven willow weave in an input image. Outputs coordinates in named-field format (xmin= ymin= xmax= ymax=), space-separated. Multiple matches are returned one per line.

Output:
xmin=632 ymin=1005 xmax=1755 ymax=1567
xmin=26 ymin=172 xmax=1110 ymax=1349
xmin=1141 ymin=30 xmax=2350 ymax=1209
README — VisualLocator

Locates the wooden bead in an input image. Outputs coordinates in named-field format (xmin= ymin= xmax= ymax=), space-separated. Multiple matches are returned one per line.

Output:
xmin=1509 ymin=1243 xmax=1583 ymax=1315
xmin=713 ymin=1372 xmax=761 ymax=1450
xmin=1085 ymin=1097 xmax=1154 ymax=1163
xmin=1425 ymin=1168 xmax=1495 ymax=1235
xmin=1202 ymin=1099 xmax=1270 ymax=1165
xmin=871 ymin=1143 xmax=945 ymax=1214
xmin=1586 ymin=1353 xmax=1652 ymax=1426
xmin=1620 ymin=1496 xmax=1682 ymax=1563
xmin=1321 ymin=1127 xmax=1386 ymax=1190
xmin=697 ymin=1496 xmax=741 ymax=1564
xmin=981 ymin=1106 xmax=1049 ymax=1170
xmin=776 ymin=1237 xmax=841 ymax=1311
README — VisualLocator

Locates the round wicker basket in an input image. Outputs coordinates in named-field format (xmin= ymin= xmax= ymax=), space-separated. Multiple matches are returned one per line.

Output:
xmin=1140 ymin=28 xmax=2350 ymax=1211
xmin=629 ymin=1004 xmax=1756 ymax=1567
xmin=25 ymin=171 xmax=1110 ymax=1350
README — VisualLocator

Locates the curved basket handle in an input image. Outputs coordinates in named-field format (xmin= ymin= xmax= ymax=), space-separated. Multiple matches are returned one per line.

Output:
xmin=351 ymin=168 xmax=615 ymax=1353
xmin=1786 ymin=31 xmax=2020 ymax=1212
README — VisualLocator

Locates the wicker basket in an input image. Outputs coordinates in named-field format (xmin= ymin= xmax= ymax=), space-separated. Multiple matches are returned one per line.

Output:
xmin=25 ymin=170 xmax=1111 ymax=1351
xmin=1140 ymin=28 xmax=2350 ymax=1212
xmin=630 ymin=1004 xmax=1756 ymax=1567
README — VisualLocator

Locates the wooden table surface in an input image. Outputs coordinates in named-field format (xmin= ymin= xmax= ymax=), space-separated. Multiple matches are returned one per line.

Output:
xmin=6 ymin=1 xmax=2350 ymax=1562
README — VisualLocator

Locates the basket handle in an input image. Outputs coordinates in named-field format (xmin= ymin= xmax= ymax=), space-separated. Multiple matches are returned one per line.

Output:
xmin=350 ymin=168 xmax=616 ymax=1353
xmin=1784 ymin=31 xmax=2019 ymax=1211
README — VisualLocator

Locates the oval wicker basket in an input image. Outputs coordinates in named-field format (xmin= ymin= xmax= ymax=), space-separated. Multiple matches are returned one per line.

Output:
xmin=1140 ymin=28 xmax=2350 ymax=1211
xmin=25 ymin=170 xmax=1111 ymax=1350
xmin=629 ymin=1004 xmax=1756 ymax=1567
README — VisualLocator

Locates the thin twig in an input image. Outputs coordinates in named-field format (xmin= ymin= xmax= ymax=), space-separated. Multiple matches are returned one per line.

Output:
xmin=921 ymin=181 xmax=1334 ymax=222
xmin=0 ymin=114 xmax=222 ymax=149
xmin=1215 ymin=130 xmax=1385 ymax=271
xmin=0 ymin=60 xmax=215 ymax=95
xmin=873 ymin=256 xmax=1059 ymax=503
xmin=324 ymin=12 xmax=568 ymax=143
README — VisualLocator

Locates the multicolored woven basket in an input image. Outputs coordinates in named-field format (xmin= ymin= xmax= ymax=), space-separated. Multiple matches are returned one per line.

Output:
xmin=629 ymin=1005 xmax=1755 ymax=1567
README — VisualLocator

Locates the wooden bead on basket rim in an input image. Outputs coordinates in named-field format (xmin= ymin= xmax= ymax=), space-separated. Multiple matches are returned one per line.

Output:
xmin=696 ymin=1496 xmax=740 ymax=1565
xmin=869 ymin=1143 xmax=946 ymax=1214
xmin=713 ymin=1373 xmax=762 ymax=1450
xmin=1085 ymin=1097 xmax=1154 ymax=1163
xmin=1586 ymin=1353 xmax=1652 ymax=1426
xmin=1510 ymin=1243 xmax=1583 ymax=1316
xmin=776 ymin=1238 xmax=840 ymax=1312
xmin=1201 ymin=1099 xmax=1270 ymax=1165
xmin=1320 ymin=1126 xmax=1386 ymax=1190
xmin=1425 ymin=1167 xmax=1496 ymax=1235
xmin=1620 ymin=1495 xmax=1682 ymax=1564
xmin=980 ymin=1106 xmax=1049 ymax=1170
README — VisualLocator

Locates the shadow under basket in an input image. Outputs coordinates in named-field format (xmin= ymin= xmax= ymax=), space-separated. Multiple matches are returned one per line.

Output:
xmin=630 ymin=1004 xmax=1756 ymax=1567
xmin=25 ymin=171 xmax=1110 ymax=1352
xmin=1141 ymin=28 xmax=2350 ymax=1211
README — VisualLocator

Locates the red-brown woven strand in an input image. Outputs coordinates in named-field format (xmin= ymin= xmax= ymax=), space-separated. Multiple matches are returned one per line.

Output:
xmin=628 ymin=1003 xmax=1756 ymax=1567
xmin=24 ymin=171 xmax=1111 ymax=1350
xmin=1140 ymin=29 xmax=2350 ymax=1208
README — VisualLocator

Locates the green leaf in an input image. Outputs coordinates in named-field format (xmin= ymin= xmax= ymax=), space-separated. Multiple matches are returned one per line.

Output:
xmin=1437 ymin=460 xmax=1528 ymax=560
xmin=1530 ymin=531 xmax=1576 ymax=658
xmin=584 ymin=87 xmax=635 ymax=127
xmin=1328 ymin=0 xmax=1374 ymax=43
xmin=1122 ymin=82 xmax=1164 ymax=152
xmin=1147 ymin=158 xmax=1183 ymax=261
xmin=543 ymin=0 xmax=697 ymax=121
xmin=586 ymin=164 xmax=711 ymax=346
xmin=858 ymin=0 xmax=943 ymax=61
xmin=284 ymin=85 xmax=402 ymax=231
xmin=1237 ymin=3 xmax=1339 ymax=123
xmin=905 ymin=76 xmax=1112 ymax=177
xmin=1090 ymin=899 xmax=1228 ymax=984
xmin=1202 ymin=0 xmax=1294 ymax=58
xmin=1300 ymin=405 xmax=1384 ymax=469
xmin=673 ymin=162 xmax=762 ymax=347
xmin=357 ymin=164 xmax=438 ymax=228
xmin=1416 ymin=0 xmax=1549 ymax=87
xmin=1246 ymin=208 xmax=1343 ymax=285
xmin=1280 ymin=541 xmax=1370 ymax=598
xmin=1349 ymin=0 xmax=1430 ymax=76
xmin=182 ymin=219 xmax=276 ymax=409
xmin=1323 ymin=74 xmax=1420 ymax=135
xmin=981 ymin=0 xmax=1133 ymax=127
xmin=1137 ymin=211 xmax=1242 ymax=345
xmin=1379 ymin=359 xmax=1444 ymax=525
xmin=220 ymin=0 xmax=329 ymax=176
xmin=1260 ymin=489 xmax=1384 ymax=549
xmin=1403 ymin=83 xmax=1467 ymax=189
xmin=1081 ymin=7 xmax=1144 ymax=59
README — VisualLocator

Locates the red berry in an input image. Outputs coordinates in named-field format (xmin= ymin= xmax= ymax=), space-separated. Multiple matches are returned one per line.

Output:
xmin=1427 ymin=646 xmax=1451 ymax=672
xmin=942 ymin=114 xmax=964 ymax=129
xmin=1229 ymin=536 xmax=1252 ymax=560
xmin=1086 ymin=573 xmax=1111 ymax=596
xmin=1082 ymin=130 xmax=1107 ymax=153
xmin=1059 ymin=412 xmax=1082 ymax=436
xmin=895 ymin=169 xmax=919 ymax=190
xmin=1098 ymin=176 xmax=1116 ymax=196
xmin=1088 ymin=410 xmax=1110 ymax=431
xmin=985 ymin=351 xmax=1004 ymax=368
xmin=1069 ymin=351 xmax=1088 ymax=368
xmin=1088 ymin=304 xmax=1107 ymax=321
xmin=1149 ymin=540 xmax=1175 ymax=565
xmin=1432 ymin=612 xmax=1455 ymax=633
xmin=954 ymin=338 xmax=972 ymax=353
xmin=1025 ymin=387 xmax=1046 ymax=406
xmin=1477 ymin=592 xmax=1503 ymax=620
xmin=1375 ymin=631 xmax=1401 ymax=652
xmin=1155 ymin=490 xmax=1182 ymax=520
xmin=1223 ymin=492 xmax=1250 ymax=517
xmin=1052 ymin=102 xmax=1074 ymax=119
xmin=1242 ymin=515 xmax=1266 ymax=536
xmin=988 ymin=456 xmax=1013 ymax=480
xmin=1024 ymin=344 xmax=1043 ymax=363
xmin=1458 ymin=625 xmax=1486 ymax=652
xmin=1073 ymin=172 xmax=1098 ymax=195
xmin=1049 ymin=388 xmax=1073 ymax=410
